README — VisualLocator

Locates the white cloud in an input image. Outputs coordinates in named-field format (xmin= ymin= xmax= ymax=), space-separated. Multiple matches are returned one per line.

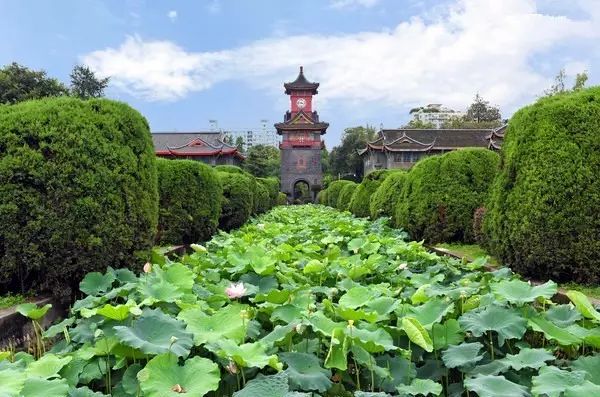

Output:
xmin=167 ymin=10 xmax=177 ymax=22
xmin=329 ymin=0 xmax=380 ymax=9
xmin=83 ymin=0 xmax=599 ymax=112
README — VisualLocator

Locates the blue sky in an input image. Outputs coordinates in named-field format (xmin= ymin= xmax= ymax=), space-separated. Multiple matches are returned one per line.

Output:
xmin=1 ymin=0 xmax=599 ymax=147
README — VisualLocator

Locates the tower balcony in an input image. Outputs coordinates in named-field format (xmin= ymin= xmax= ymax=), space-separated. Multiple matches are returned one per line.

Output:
xmin=280 ymin=140 xmax=322 ymax=149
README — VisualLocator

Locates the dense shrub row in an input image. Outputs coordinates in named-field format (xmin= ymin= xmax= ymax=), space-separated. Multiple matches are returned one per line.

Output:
xmin=484 ymin=87 xmax=600 ymax=284
xmin=0 ymin=98 xmax=158 ymax=299
xmin=397 ymin=149 xmax=500 ymax=243
xmin=0 ymin=98 xmax=284 ymax=299
xmin=348 ymin=170 xmax=392 ymax=218
xmin=156 ymin=159 xmax=222 ymax=245
xmin=320 ymin=149 xmax=499 ymax=245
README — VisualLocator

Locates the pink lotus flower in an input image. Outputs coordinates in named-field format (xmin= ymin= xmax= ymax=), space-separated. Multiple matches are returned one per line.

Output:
xmin=226 ymin=282 xmax=247 ymax=299
xmin=143 ymin=262 xmax=152 ymax=273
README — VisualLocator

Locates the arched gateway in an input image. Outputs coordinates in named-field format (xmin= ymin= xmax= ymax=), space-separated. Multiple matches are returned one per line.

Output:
xmin=275 ymin=67 xmax=329 ymax=202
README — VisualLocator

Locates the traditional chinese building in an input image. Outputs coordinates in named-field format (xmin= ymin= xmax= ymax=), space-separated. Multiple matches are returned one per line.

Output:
xmin=152 ymin=132 xmax=245 ymax=166
xmin=275 ymin=67 xmax=328 ymax=201
xmin=359 ymin=125 xmax=506 ymax=174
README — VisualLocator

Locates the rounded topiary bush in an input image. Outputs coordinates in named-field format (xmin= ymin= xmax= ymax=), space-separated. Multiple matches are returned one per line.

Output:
xmin=485 ymin=87 xmax=600 ymax=284
xmin=217 ymin=171 xmax=253 ymax=231
xmin=0 ymin=97 xmax=158 ymax=298
xmin=348 ymin=170 xmax=392 ymax=218
xmin=254 ymin=179 xmax=271 ymax=214
xmin=316 ymin=189 xmax=327 ymax=205
xmin=215 ymin=165 xmax=257 ymax=213
xmin=277 ymin=192 xmax=288 ymax=205
xmin=156 ymin=159 xmax=222 ymax=245
xmin=395 ymin=149 xmax=499 ymax=243
xmin=326 ymin=180 xmax=354 ymax=208
xmin=258 ymin=177 xmax=279 ymax=208
xmin=337 ymin=182 xmax=357 ymax=211
xmin=369 ymin=171 xmax=407 ymax=222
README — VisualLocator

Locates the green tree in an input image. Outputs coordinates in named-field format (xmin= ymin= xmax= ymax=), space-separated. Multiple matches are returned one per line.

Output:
xmin=465 ymin=93 xmax=501 ymax=123
xmin=243 ymin=144 xmax=280 ymax=178
xmin=330 ymin=126 xmax=376 ymax=179
xmin=403 ymin=119 xmax=435 ymax=129
xmin=235 ymin=136 xmax=245 ymax=152
xmin=572 ymin=71 xmax=588 ymax=91
xmin=544 ymin=69 xmax=567 ymax=96
xmin=0 ymin=62 xmax=68 ymax=104
xmin=69 ymin=64 xmax=110 ymax=99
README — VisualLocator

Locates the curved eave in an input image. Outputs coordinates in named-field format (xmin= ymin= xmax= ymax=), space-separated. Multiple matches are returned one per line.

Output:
xmin=275 ymin=122 xmax=329 ymax=134
xmin=383 ymin=142 xmax=435 ymax=152
xmin=284 ymin=83 xmax=319 ymax=95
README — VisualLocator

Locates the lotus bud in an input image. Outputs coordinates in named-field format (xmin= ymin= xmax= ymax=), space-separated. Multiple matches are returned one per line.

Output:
xmin=190 ymin=244 xmax=207 ymax=253
xmin=171 ymin=384 xmax=186 ymax=393
xmin=170 ymin=336 xmax=178 ymax=344
xmin=398 ymin=263 xmax=408 ymax=271
xmin=226 ymin=361 xmax=238 ymax=374
xmin=257 ymin=223 xmax=265 ymax=230
xmin=308 ymin=303 xmax=317 ymax=312
xmin=143 ymin=262 xmax=152 ymax=273
xmin=295 ymin=323 xmax=306 ymax=335
xmin=240 ymin=309 xmax=250 ymax=320
xmin=330 ymin=288 xmax=338 ymax=296
xmin=347 ymin=320 xmax=354 ymax=328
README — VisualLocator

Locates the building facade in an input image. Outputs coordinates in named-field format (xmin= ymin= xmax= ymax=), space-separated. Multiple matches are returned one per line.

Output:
xmin=223 ymin=122 xmax=281 ymax=152
xmin=275 ymin=67 xmax=328 ymax=201
xmin=152 ymin=132 xmax=245 ymax=166
xmin=359 ymin=125 xmax=505 ymax=174
xmin=409 ymin=104 xmax=465 ymax=129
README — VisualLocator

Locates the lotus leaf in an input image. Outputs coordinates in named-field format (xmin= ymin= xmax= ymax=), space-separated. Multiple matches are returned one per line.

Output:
xmin=21 ymin=377 xmax=69 ymax=397
xmin=396 ymin=378 xmax=443 ymax=396
xmin=179 ymin=303 xmax=248 ymax=345
xmin=531 ymin=366 xmax=586 ymax=397
xmin=16 ymin=303 xmax=52 ymax=320
xmin=137 ymin=353 xmax=220 ymax=397
xmin=431 ymin=319 xmax=463 ymax=350
xmin=324 ymin=327 xmax=348 ymax=370
xmin=459 ymin=305 xmax=527 ymax=346
xmin=0 ymin=369 xmax=26 ymax=396
xmin=528 ymin=316 xmax=581 ymax=346
xmin=499 ymin=348 xmax=554 ymax=371
xmin=441 ymin=342 xmax=484 ymax=368
xmin=114 ymin=308 xmax=193 ymax=357
xmin=571 ymin=355 xmax=600 ymax=385
xmin=79 ymin=272 xmax=115 ymax=296
xmin=215 ymin=340 xmax=282 ymax=370
xmin=544 ymin=304 xmax=582 ymax=327
xmin=566 ymin=290 xmax=600 ymax=322
xmin=280 ymin=352 xmax=332 ymax=392
xmin=491 ymin=279 xmax=557 ymax=305
xmin=402 ymin=317 xmax=433 ymax=352
xmin=233 ymin=372 xmax=289 ymax=397
xmin=68 ymin=386 xmax=109 ymax=396
xmin=464 ymin=374 xmax=530 ymax=397
xmin=26 ymin=354 xmax=72 ymax=379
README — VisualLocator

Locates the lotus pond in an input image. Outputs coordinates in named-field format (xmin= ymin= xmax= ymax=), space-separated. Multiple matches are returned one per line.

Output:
xmin=2 ymin=205 xmax=600 ymax=396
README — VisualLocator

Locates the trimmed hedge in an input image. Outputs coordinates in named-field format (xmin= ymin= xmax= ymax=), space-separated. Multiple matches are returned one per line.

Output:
xmin=0 ymin=97 xmax=158 ymax=298
xmin=214 ymin=165 xmax=245 ymax=174
xmin=484 ymin=87 xmax=600 ymax=284
xmin=369 ymin=171 xmax=407 ymax=222
xmin=326 ymin=180 xmax=355 ymax=208
xmin=217 ymin=171 xmax=254 ymax=231
xmin=395 ymin=149 xmax=499 ymax=243
xmin=156 ymin=159 xmax=222 ymax=245
xmin=348 ymin=170 xmax=392 ymax=218
xmin=337 ymin=182 xmax=358 ymax=211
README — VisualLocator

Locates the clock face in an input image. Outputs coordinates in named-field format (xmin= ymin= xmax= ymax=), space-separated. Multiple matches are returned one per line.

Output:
xmin=296 ymin=98 xmax=307 ymax=109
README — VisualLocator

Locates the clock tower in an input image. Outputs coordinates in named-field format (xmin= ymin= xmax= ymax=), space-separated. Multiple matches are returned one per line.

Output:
xmin=275 ymin=67 xmax=329 ymax=202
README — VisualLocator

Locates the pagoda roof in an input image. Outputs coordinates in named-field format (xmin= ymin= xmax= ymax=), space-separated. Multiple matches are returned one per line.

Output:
xmin=152 ymin=132 xmax=245 ymax=159
xmin=274 ymin=110 xmax=329 ymax=134
xmin=358 ymin=126 xmax=506 ymax=155
xmin=284 ymin=66 xmax=319 ymax=94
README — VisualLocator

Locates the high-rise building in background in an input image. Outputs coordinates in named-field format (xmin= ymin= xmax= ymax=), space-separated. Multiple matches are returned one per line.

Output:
xmin=409 ymin=104 xmax=465 ymax=129
xmin=210 ymin=119 xmax=281 ymax=152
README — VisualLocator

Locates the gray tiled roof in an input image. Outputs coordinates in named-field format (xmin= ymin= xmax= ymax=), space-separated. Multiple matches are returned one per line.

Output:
xmin=151 ymin=132 xmax=231 ymax=151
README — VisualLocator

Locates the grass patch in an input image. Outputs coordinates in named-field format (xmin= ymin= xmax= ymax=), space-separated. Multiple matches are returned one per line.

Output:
xmin=0 ymin=293 xmax=28 ymax=310
xmin=435 ymin=243 xmax=600 ymax=301
xmin=435 ymin=243 xmax=500 ymax=267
